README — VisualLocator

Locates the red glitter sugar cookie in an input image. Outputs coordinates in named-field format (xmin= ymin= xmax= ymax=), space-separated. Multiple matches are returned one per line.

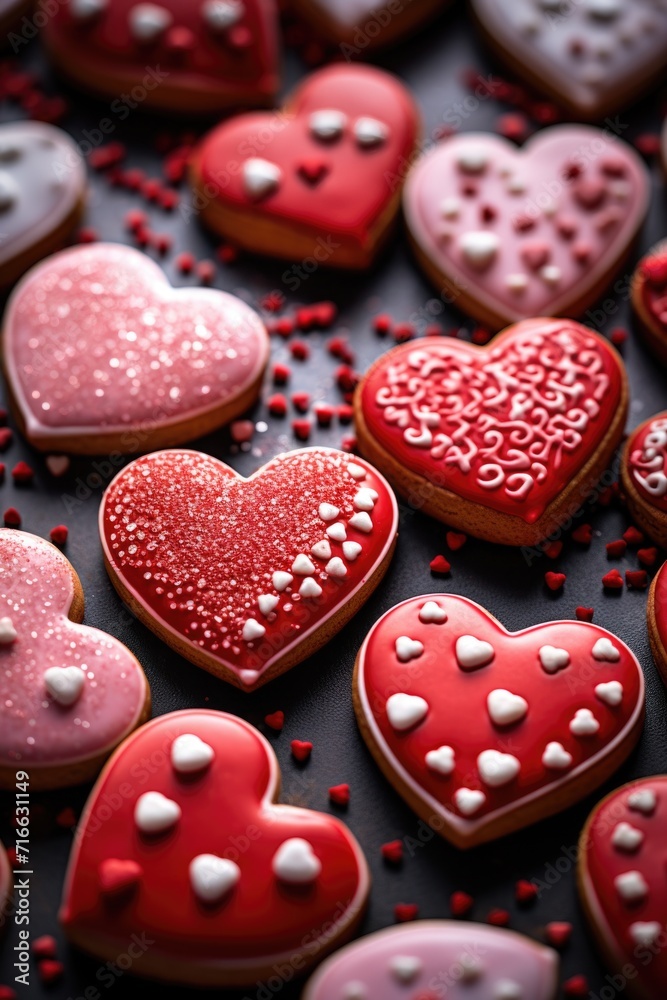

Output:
xmin=403 ymin=126 xmax=648 ymax=330
xmin=646 ymin=561 xmax=667 ymax=688
xmin=355 ymin=318 xmax=627 ymax=546
xmin=44 ymin=0 xmax=279 ymax=114
xmin=471 ymin=0 xmax=667 ymax=122
xmin=100 ymin=447 xmax=398 ymax=690
xmin=189 ymin=63 xmax=420 ymax=268
xmin=0 ymin=529 xmax=150 ymax=791
xmin=0 ymin=121 xmax=86 ymax=291
xmin=3 ymin=242 xmax=269 ymax=455
xmin=288 ymin=0 xmax=448 ymax=53
xmin=303 ymin=921 xmax=559 ymax=1000
xmin=578 ymin=777 xmax=667 ymax=1000
xmin=631 ymin=242 xmax=667 ymax=366
xmin=353 ymin=594 xmax=644 ymax=849
xmin=60 ymin=710 xmax=370 ymax=987
xmin=621 ymin=412 xmax=667 ymax=548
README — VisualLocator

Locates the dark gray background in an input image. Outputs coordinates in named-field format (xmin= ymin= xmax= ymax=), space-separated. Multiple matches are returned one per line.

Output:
xmin=1 ymin=2 xmax=666 ymax=997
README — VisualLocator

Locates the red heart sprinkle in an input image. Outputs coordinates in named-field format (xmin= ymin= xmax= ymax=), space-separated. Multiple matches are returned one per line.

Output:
xmin=329 ymin=784 xmax=350 ymax=806
xmin=545 ymin=921 xmax=572 ymax=948
xmin=291 ymin=740 xmax=313 ymax=762
xmin=49 ymin=525 xmax=68 ymax=545
xmin=394 ymin=903 xmax=419 ymax=923
xmin=545 ymin=571 xmax=566 ymax=591
xmin=430 ymin=555 xmax=451 ymax=575
xmin=626 ymin=570 xmax=648 ymax=590
xmin=32 ymin=936 xmax=57 ymax=960
xmin=264 ymin=711 xmax=285 ymax=731
xmin=606 ymin=539 xmax=627 ymax=558
xmin=487 ymin=908 xmax=510 ymax=927
xmin=602 ymin=569 xmax=624 ymax=590
xmin=575 ymin=607 xmax=594 ymax=622
xmin=450 ymin=891 xmax=474 ymax=917
xmin=515 ymin=879 xmax=538 ymax=904
xmin=0 ymin=429 xmax=12 ymax=452
xmin=572 ymin=524 xmax=593 ymax=544
xmin=38 ymin=961 xmax=64 ymax=985
xmin=11 ymin=461 xmax=33 ymax=485
xmin=98 ymin=858 xmax=143 ymax=895
xmin=638 ymin=548 xmax=658 ymax=567
xmin=563 ymin=975 xmax=589 ymax=997
xmin=623 ymin=526 xmax=644 ymax=546
xmin=446 ymin=532 xmax=467 ymax=551
xmin=381 ymin=840 xmax=403 ymax=864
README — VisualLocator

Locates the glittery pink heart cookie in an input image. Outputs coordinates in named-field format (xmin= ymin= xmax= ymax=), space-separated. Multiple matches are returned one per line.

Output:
xmin=353 ymin=594 xmax=644 ymax=848
xmin=304 ymin=921 xmax=559 ymax=1000
xmin=60 ymin=710 xmax=370 ymax=987
xmin=0 ymin=529 xmax=150 ymax=791
xmin=403 ymin=126 xmax=648 ymax=330
xmin=3 ymin=243 xmax=269 ymax=455
xmin=100 ymin=447 xmax=398 ymax=690
xmin=579 ymin=777 xmax=667 ymax=1000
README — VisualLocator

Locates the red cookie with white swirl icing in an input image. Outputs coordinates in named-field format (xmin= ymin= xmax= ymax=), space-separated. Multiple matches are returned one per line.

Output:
xmin=189 ymin=63 xmax=420 ymax=268
xmin=353 ymin=594 xmax=644 ymax=848
xmin=100 ymin=447 xmax=398 ymax=690
xmin=0 ymin=529 xmax=150 ymax=791
xmin=303 ymin=921 xmax=559 ymax=1000
xmin=631 ymin=242 xmax=667 ymax=366
xmin=355 ymin=318 xmax=627 ymax=546
xmin=44 ymin=0 xmax=279 ymax=113
xmin=621 ymin=411 xmax=667 ymax=549
xmin=578 ymin=777 xmax=667 ymax=1000
xmin=60 ymin=709 xmax=370 ymax=986
xmin=3 ymin=243 xmax=269 ymax=455
xmin=403 ymin=126 xmax=648 ymax=329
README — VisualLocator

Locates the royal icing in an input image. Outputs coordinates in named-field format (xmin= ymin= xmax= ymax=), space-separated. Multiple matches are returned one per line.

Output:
xmin=627 ymin=413 xmax=667 ymax=513
xmin=60 ymin=711 xmax=370 ymax=984
xmin=650 ymin=559 xmax=667 ymax=660
xmin=359 ymin=319 xmax=625 ymax=524
xmin=355 ymin=594 xmax=644 ymax=846
xmin=100 ymin=448 xmax=397 ymax=689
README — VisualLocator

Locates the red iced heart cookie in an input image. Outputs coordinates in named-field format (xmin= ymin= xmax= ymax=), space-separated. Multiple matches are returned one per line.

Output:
xmin=631 ymin=242 xmax=667 ymax=366
xmin=288 ymin=0 xmax=447 ymax=52
xmin=647 ymin=559 xmax=667 ymax=688
xmin=189 ymin=63 xmax=420 ymax=268
xmin=100 ymin=447 xmax=398 ymax=690
xmin=621 ymin=411 xmax=667 ymax=549
xmin=0 ymin=529 xmax=150 ymax=791
xmin=0 ymin=121 xmax=86 ymax=290
xmin=471 ymin=0 xmax=667 ymax=121
xmin=355 ymin=318 xmax=627 ymax=546
xmin=304 ymin=921 xmax=559 ymax=1000
xmin=3 ymin=243 xmax=269 ymax=455
xmin=353 ymin=594 xmax=644 ymax=848
xmin=44 ymin=0 xmax=279 ymax=113
xmin=60 ymin=710 xmax=370 ymax=986
xmin=403 ymin=126 xmax=648 ymax=329
xmin=578 ymin=777 xmax=667 ymax=1000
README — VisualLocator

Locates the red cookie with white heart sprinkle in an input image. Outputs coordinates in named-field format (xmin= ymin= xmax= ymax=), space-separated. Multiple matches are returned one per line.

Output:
xmin=621 ymin=411 xmax=667 ymax=549
xmin=403 ymin=126 xmax=648 ymax=330
xmin=288 ymin=0 xmax=447 ymax=52
xmin=646 ymin=560 xmax=667 ymax=688
xmin=100 ymin=447 xmax=398 ymax=690
xmin=0 ymin=529 xmax=150 ymax=791
xmin=3 ymin=243 xmax=269 ymax=455
xmin=60 ymin=709 xmax=370 ymax=986
xmin=631 ymin=242 xmax=667 ymax=366
xmin=44 ymin=0 xmax=279 ymax=113
xmin=189 ymin=63 xmax=420 ymax=268
xmin=578 ymin=777 xmax=667 ymax=1000
xmin=353 ymin=594 xmax=644 ymax=848
xmin=471 ymin=0 xmax=667 ymax=121
xmin=355 ymin=318 xmax=627 ymax=546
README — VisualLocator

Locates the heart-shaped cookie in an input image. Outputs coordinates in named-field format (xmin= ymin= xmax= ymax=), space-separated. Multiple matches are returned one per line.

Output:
xmin=353 ymin=594 xmax=644 ymax=848
xmin=647 ymin=558 xmax=667 ymax=688
xmin=355 ymin=319 xmax=627 ymax=546
xmin=100 ymin=447 xmax=398 ymax=690
xmin=0 ymin=121 xmax=86 ymax=291
xmin=0 ymin=529 xmax=150 ymax=791
xmin=578 ymin=777 xmax=667 ymax=1000
xmin=3 ymin=242 xmax=269 ymax=455
xmin=44 ymin=0 xmax=279 ymax=113
xmin=403 ymin=127 xmax=648 ymax=329
xmin=189 ymin=63 xmax=420 ymax=268
xmin=631 ymin=242 xmax=667 ymax=366
xmin=471 ymin=0 xmax=667 ymax=121
xmin=288 ymin=0 xmax=446 ymax=52
xmin=621 ymin=411 xmax=667 ymax=549
xmin=60 ymin=710 xmax=370 ymax=986
xmin=304 ymin=921 xmax=559 ymax=1000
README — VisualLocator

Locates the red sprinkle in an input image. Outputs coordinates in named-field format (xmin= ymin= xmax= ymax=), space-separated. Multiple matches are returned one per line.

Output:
xmin=545 ymin=571 xmax=566 ymax=592
xmin=291 ymin=391 xmax=311 ymax=414
xmin=196 ymin=260 xmax=215 ymax=285
xmin=626 ymin=569 xmax=648 ymax=590
xmin=638 ymin=547 xmax=658 ymax=568
xmin=563 ymin=976 xmax=589 ymax=998
xmin=609 ymin=327 xmax=627 ymax=347
xmin=292 ymin=419 xmax=311 ymax=441
xmin=49 ymin=525 xmax=68 ymax=545
xmin=515 ymin=879 xmax=538 ymax=904
xmin=314 ymin=404 xmax=335 ymax=427
xmin=267 ymin=393 xmax=288 ymax=416
xmin=275 ymin=316 xmax=294 ymax=337
xmin=272 ymin=363 xmax=291 ymax=385
xmin=328 ymin=784 xmax=350 ymax=806
xmin=327 ymin=336 xmax=355 ymax=364
xmin=290 ymin=340 xmax=310 ymax=361
xmin=175 ymin=251 xmax=195 ymax=274
xmin=261 ymin=291 xmax=285 ymax=313
xmin=124 ymin=208 xmax=147 ymax=232
xmin=337 ymin=404 xmax=354 ymax=424
xmin=446 ymin=531 xmax=467 ymax=551
xmin=430 ymin=554 xmax=451 ymax=575
xmin=394 ymin=903 xmax=419 ymax=923
xmin=572 ymin=523 xmax=593 ymax=545
xmin=336 ymin=365 xmax=359 ymax=393
xmin=471 ymin=327 xmax=491 ymax=345
xmin=76 ymin=226 xmax=98 ymax=244
xmin=0 ymin=987 xmax=17 ymax=1000
xmin=3 ymin=508 xmax=20 ymax=528
xmin=217 ymin=244 xmax=238 ymax=265
xmin=634 ymin=133 xmax=661 ymax=158
xmin=450 ymin=890 xmax=474 ymax=917
xmin=623 ymin=526 xmax=644 ymax=546
xmin=12 ymin=461 xmax=33 ymax=485
xmin=606 ymin=539 xmax=627 ymax=558
xmin=496 ymin=112 xmax=529 ymax=143
xmin=55 ymin=806 xmax=77 ymax=828
xmin=264 ymin=711 xmax=284 ymax=731
xmin=290 ymin=739 xmax=312 ymax=762
xmin=545 ymin=921 xmax=572 ymax=948
xmin=37 ymin=961 xmax=64 ymax=986
xmin=373 ymin=313 xmax=393 ymax=336
xmin=32 ymin=936 xmax=57 ymax=960
xmin=576 ymin=607 xmax=594 ymax=622
xmin=602 ymin=569 xmax=624 ymax=590
xmin=381 ymin=840 xmax=403 ymax=864
xmin=486 ymin=908 xmax=510 ymax=927
xmin=543 ymin=541 xmax=563 ymax=560
xmin=393 ymin=322 xmax=415 ymax=343
xmin=0 ymin=428 xmax=12 ymax=451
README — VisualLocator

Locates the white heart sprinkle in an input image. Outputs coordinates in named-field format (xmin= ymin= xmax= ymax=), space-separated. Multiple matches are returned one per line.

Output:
xmin=242 ymin=157 xmax=281 ymax=200
xmin=615 ymin=870 xmax=649 ymax=904
xmin=325 ymin=557 xmax=347 ymax=578
xmin=505 ymin=273 xmax=528 ymax=294
xmin=353 ymin=488 xmax=378 ymax=511
xmin=456 ymin=146 xmax=489 ymax=173
xmin=326 ymin=522 xmax=347 ymax=541
xmin=494 ymin=981 xmax=523 ymax=1000
xmin=171 ymin=733 xmax=214 ymax=774
xmin=190 ymin=854 xmax=240 ymax=902
xmin=134 ymin=791 xmax=181 ymax=834
xmin=44 ymin=666 xmax=85 ymax=707
xmin=540 ymin=265 xmax=561 ymax=286
xmin=0 ymin=616 xmax=17 ymax=644
xmin=299 ymin=578 xmax=323 ymax=599
xmin=587 ymin=0 xmax=621 ymax=19
xmin=71 ymin=0 xmax=107 ymax=19
xmin=630 ymin=922 xmax=662 ymax=947
xmin=242 ymin=618 xmax=265 ymax=642
xmin=386 ymin=693 xmax=428 ymax=731
xmin=441 ymin=196 xmax=461 ymax=219
xmin=418 ymin=601 xmax=447 ymax=624
xmin=129 ymin=3 xmax=173 ymax=41
xmin=569 ymin=708 xmax=600 ymax=736
xmin=395 ymin=636 xmax=424 ymax=663
xmin=592 ymin=637 xmax=620 ymax=662
xmin=487 ymin=688 xmax=528 ymax=726
xmin=258 ymin=594 xmax=279 ymax=616
xmin=354 ymin=117 xmax=388 ymax=147
xmin=425 ymin=745 xmax=455 ymax=775
xmin=454 ymin=787 xmax=486 ymax=816
xmin=341 ymin=981 xmax=367 ymax=1000
xmin=239 ymin=669 xmax=260 ymax=686
xmin=347 ymin=463 xmax=367 ymax=480
xmin=477 ymin=749 xmax=520 ymax=787
xmin=389 ymin=955 xmax=422 ymax=984
xmin=349 ymin=512 xmax=373 ymax=533
xmin=595 ymin=680 xmax=623 ymax=707
xmin=612 ymin=822 xmax=644 ymax=853
xmin=272 ymin=838 xmax=321 ymax=884
xmin=309 ymin=109 xmax=347 ymax=141
xmin=628 ymin=789 xmax=657 ymax=815
xmin=456 ymin=635 xmax=494 ymax=670
xmin=318 ymin=502 xmax=340 ymax=522
xmin=542 ymin=742 xmax=573 ymax=770
xmin=342 ymin=541 xmax=362 ymax=561
xmin=311 ymin=540 xmax=332 ymax=560
xmin=459 ymin=231 xmax=500 ymax=269
xmin=460 ymin=954 xmax=483 ymax=981
xmin=292 ymin=554 xmax=315 ymax=575
xmin=272 ymin=571 xmax=293 ymax=592
xmin=202 ymin=0 xmax=243 ymax=31
xmin=538 ymin=645 xmax=570 ymax=674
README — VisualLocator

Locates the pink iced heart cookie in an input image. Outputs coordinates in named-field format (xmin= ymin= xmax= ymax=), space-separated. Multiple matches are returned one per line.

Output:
xmin=471 ymin=0 xmax=667 ymax=121
xmin=403 ymin=126 xmax=648 ymax=329
xmin=631 ymin=242 xmax=667 ymax=366
xmin=0 ymin=529 xmax=150 ymax=791
xmin=304 ymin=921 xmax=559 ymax=1000
xmin=100 ymin=447 xmax=398 ymax=690
xmin=621 ymin=411 xmax=667 ymax=550
xmin=60 ymin=710 xmax=370 ymax=987
xmin=353 ymin=594 xmax=644 ymax=848
xmin=44 ymin=0 xmax=279 ymax=113
xmin=579 ymin=777 xmax=667 ymax=1000
xmin=189 ymin=64 xmax=420 ymax=268
xmin=3 ymin=243 xmax=269 ymax=455
xmin=355 ymin=319 xmax=627 ymax=546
